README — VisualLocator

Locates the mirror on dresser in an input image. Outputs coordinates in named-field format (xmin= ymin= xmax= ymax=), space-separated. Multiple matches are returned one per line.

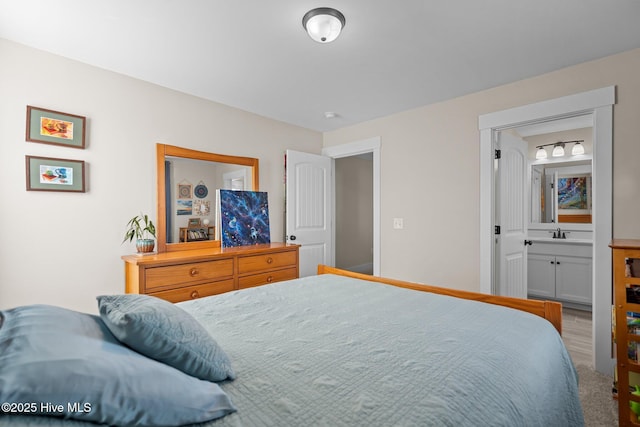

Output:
xmin=156 ymin=143 xmax=259 ymax=253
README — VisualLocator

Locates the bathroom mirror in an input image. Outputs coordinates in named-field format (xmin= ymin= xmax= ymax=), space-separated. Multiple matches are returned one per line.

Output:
xmin=156 ymin=144 xmax=259 ymax=253
xmin=530 ymin=159 xmax=592 ymax=224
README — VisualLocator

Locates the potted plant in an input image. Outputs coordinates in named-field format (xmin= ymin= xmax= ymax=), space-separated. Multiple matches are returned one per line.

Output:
xmin=123 ymin=213 xmax=157 ymax=253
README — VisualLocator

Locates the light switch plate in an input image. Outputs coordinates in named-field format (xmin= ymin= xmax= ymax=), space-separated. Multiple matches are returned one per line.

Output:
xmin=393 ymin=218 xmax=404 ymax=229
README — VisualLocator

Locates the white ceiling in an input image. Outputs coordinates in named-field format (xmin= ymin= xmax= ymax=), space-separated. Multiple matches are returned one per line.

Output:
xmin=1 ymin=1 xmax=639 ymax=132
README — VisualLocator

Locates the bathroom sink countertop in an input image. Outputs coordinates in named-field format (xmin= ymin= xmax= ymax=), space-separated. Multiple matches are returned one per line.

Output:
xmin=529 ymin=237 xmax=593 ymax=245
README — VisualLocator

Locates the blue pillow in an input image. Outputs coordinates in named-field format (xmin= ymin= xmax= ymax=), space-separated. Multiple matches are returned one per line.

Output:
xmin=97 ymin=294 xmax=235 ymax=382
xmin=0 ymin=305 xmax=236 ymax=426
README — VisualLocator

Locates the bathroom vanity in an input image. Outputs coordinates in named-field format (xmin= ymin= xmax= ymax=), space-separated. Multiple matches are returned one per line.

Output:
xmin=527 ymin=152 xmax=593 ymax=310
xmin=527 ymin=237 xmax=592 ymax=309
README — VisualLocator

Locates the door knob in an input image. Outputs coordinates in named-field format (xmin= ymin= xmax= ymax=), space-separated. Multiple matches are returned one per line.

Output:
xmin=524 ymin=240 xmax=533 ymax=246
xmin=289 ymin=235 xmax=297 ymax=241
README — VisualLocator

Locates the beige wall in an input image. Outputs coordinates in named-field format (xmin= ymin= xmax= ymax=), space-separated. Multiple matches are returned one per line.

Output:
xmin=324 ymin=48 xmax=640 ymax=291
xmin=0 ymin=39 xmax=322 ymax=313
xmin=2 ymin=37 xmax=639 ymax=310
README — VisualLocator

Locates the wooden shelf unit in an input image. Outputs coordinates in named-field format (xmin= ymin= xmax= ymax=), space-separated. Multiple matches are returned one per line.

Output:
xmin=179 ymin=226 xmax=215 ymax=242
xmin=611 ymin=239 xmax=640 ymax=426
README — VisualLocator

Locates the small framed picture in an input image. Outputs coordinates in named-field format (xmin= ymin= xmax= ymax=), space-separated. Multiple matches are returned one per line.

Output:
xmin=26 ymin=106 xmax=86 ymax=149
xmin=176 ymin=200 xmax=192 ymax=215
xmin=188 ymin=217 xmax=202 ymax=227
xmin=26 ymin=155 xmax=86 ymax=192
xmin=178 ymin=183 xmax=192 ymax=199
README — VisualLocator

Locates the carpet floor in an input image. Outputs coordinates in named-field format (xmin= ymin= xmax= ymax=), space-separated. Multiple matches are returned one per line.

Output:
xmin=577 ymin=364 xmax=618 ymax=426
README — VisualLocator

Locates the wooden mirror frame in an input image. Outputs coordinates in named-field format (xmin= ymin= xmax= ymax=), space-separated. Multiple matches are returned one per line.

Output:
xmin=156 ymin=143 xmax=259 ymax=253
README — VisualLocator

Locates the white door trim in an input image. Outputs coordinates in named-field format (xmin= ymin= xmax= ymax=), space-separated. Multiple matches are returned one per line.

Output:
xmin=478 ymin=86 xmax=615 ymax=374
xmin=322 ymin=137 xmax=381 ymax=276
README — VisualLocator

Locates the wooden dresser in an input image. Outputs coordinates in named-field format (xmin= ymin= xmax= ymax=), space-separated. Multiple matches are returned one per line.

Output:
xmin=122 ymin=243 xmax=299 ymax=303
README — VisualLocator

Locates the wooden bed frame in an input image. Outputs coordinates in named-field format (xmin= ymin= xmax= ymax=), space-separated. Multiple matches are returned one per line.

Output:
xmin=317 ymin=265 xmax=563 ymax=335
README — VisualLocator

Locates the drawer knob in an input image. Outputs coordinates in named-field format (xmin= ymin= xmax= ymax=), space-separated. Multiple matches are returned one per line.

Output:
xmin=266 ymin=257 xmax=273 ymax=264
xmin=267 ymin=276 xmax=273 ymax=283
xmin=190 ymin=268 xmax=199 ymax=277
xmin=190 ymin=290 xmax=200 ymax=299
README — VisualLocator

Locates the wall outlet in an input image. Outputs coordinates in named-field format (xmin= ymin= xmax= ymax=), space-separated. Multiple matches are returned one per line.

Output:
xmin=393 ymin=218 xmax=404 ymax=229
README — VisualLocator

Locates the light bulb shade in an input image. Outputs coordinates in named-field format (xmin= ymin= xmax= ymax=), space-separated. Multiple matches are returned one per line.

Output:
xmin=551 ymin=144 xmax=565 ymax=157
xmin=571 ymin=142 xmax=585 ymax=155
xmin=302 ymin=8 xmax=345 ymax=43
xmin=535 ymin=147 xmax=547 ymax=160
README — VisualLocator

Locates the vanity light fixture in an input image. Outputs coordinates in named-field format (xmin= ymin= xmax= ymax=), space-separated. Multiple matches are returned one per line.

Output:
xmin=302 ymin=7 xmax=346 ymax=43
xmin=571 ymin=141 xmax=585 ymax=155
xmin=535 ymin=146 xmax=547 ymax=160
xmin=534 ymin=140 xmax=584 ymax=159
xmin=551 ymin=142 xmax=565 ymax=157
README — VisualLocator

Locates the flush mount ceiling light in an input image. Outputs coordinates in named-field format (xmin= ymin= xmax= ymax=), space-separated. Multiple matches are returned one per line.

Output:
xmin=302 ymin=7 xmax=346 ymax=43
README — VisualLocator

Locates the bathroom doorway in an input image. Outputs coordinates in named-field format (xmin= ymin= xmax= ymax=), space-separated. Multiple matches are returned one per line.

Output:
xmin=497 ymin=118 xmax=594 ymax=303
xmin=479 ymin=86 xmax=614 ymax=374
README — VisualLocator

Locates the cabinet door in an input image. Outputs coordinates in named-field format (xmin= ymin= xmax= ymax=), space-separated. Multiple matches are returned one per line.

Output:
xmin=527 ymin=254 xmax=556 ymax=299
xmin=555 ymin=255 xmax=592 ymax=305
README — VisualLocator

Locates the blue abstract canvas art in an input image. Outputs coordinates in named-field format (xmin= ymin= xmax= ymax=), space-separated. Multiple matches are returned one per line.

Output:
xmin=218 ymin=190 xmax=270 ymax=247
xmin=558 ymin=177 xmax=588 ymax=210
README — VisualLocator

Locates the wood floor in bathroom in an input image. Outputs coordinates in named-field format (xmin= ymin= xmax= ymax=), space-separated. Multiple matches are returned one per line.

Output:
xmin=562 ymin=307 xmax=593 ymax=367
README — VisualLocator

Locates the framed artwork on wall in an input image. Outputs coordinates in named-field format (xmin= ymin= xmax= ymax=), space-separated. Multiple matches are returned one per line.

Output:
xmin=25 ymin=155 xmax=86 ymax=192
xmin=176 ymin=200 xmax=192 ymax=215
xmin=26 ymin=106 xmax=86 ymax=149
xmin=557 ymin=175 xmax=590 ymax=210
xmin=177 ymin=183 xmax=192 ymax=199
xmin=194 ymin=199 xmax=210 ymax=216
xmin=194 ymin=182 xmax=208 ymax=198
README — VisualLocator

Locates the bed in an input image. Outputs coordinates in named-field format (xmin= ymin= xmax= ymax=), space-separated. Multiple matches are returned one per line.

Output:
xmin=0 ymin=266 xmax=583 ymax=426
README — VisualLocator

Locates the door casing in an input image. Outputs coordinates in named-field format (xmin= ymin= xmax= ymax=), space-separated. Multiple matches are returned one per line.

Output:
xmin=479 ymin=86 xmax=615 ymax=374
xmin=323 ymin=137 xmax=381 ymax=276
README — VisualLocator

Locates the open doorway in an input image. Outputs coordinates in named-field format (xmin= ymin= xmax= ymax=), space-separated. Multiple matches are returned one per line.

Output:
xmin=323 ymin=137 xmax=381 ymax=277
xmin=286 ymin=137 xmax=381 ymax=277
xmin=494 ymin=118 xmax=594 ymax=306
xmin=494 ymin=119 xmax=595 ymax=369
xmin=479 ymin=86 xmax=614 ymax=375
xmin=335 ymin=153 xmax=374 ymax=274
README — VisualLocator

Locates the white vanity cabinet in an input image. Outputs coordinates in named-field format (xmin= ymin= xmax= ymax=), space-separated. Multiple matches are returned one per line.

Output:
xmin=527 ymin=241 xmax=592 ymax=307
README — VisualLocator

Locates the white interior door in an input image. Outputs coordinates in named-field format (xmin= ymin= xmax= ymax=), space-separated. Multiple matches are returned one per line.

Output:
xmin=496 ymin=132 xmax=529 ymax=298
xmin=285 ymin=150 xmax=333 ymax=277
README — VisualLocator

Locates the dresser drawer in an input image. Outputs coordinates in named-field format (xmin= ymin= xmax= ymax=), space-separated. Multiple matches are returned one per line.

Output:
xmin=144 ymin=258 xmax=234 ymax=291
xmin=238 ymin=267 xmax=298 ymax=289
xmin=238 ymin=250 xmax=297 ymax=274
xmin=149 ymin=279 xmax=235 ymax=303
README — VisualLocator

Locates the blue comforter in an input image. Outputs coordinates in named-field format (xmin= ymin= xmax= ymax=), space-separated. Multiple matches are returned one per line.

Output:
xmin=0 ymin=274 xmax=583 ymax=426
